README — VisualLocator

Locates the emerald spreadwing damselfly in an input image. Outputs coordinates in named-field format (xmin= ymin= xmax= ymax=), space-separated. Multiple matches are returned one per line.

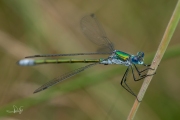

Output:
xmin=18 ymin=14 xmax=155 ymax=98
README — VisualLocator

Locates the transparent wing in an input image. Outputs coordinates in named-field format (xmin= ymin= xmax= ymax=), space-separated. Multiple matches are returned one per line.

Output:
xmin=34 ymin=63 xmax=98 ymax=93
xmin=81 ymin=14 xmax=114 ymax=52
xmin=25 ymin=52 xmax=111 ymax=58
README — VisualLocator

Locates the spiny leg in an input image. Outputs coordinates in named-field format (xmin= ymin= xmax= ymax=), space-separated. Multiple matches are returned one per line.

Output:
xmin=133 ymin=64 xmax=155 ymax=77
xmin=130 ymin=65 xmax=151 ymax=81
xmin=121 ymin=66 xmax=151 ymax=101
xmin=130 ymin=65 xmax=156 ymax=101
xmin=120 ymin=66 xmax=137 ymax=97
xmin=143 ymin=64 xmax=151 ymax=67
xmin=134 ymin=64 xmax=154 ymax=74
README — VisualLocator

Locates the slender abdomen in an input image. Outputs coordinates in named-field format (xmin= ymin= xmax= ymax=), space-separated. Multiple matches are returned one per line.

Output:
xmin=18 ymin=58 xmax=103 ymax=66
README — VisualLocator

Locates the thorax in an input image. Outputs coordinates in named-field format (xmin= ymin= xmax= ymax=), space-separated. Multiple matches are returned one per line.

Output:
xmin=100 ymin=50 xmax=132 ymax=66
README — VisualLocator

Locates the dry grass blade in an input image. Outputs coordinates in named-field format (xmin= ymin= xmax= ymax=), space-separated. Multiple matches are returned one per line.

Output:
xmin=127 ymin=0 xmax=180 ymax=120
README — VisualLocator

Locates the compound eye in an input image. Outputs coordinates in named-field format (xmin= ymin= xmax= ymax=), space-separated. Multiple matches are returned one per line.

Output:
xmin=131 ymin=56 xmax=144 ymax=64
xmin=137 ymin=52 xmax=144 ymax=58
xmin=132 ymin=56 xmax=138 ymax=63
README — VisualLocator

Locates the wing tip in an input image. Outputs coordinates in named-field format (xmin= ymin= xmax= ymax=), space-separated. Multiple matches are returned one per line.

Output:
xmin=33 ymin=86 xmax=48 ymax=94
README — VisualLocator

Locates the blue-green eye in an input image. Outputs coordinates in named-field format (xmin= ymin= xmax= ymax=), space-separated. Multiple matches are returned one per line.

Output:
xmin=131 ymin=56 xmax=138 ymax=64
xmin=137 ymin=52 xmax=144 ymax=58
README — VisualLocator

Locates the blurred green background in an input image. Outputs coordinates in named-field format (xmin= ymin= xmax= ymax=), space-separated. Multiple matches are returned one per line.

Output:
xmin=0 ymin=0 xmax=180 ymax=120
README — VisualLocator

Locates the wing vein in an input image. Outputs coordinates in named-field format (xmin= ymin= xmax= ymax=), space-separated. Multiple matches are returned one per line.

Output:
xmin=34 ymin=63 xmax=98 ymax=93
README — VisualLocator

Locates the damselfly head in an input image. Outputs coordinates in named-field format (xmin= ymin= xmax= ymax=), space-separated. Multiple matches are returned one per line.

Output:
xmin=131 ymin=52 xmax=144 ymax=65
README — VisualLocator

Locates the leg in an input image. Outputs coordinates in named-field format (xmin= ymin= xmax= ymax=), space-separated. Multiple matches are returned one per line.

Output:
xmin=134 ymin=64 xmax=154 ymax=74
xmin=133 ymin=64 xmax=155 ymax=77
xmin=130 ymin=65 xmax=152 ymax=81
xmin=143 ymin=64 xmax=151 ymax=67
xmin=120 ymin=66 xmax=136 ymax=97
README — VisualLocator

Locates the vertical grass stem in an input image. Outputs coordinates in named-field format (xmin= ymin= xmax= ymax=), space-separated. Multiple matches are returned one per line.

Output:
xmin=127 ymin=0 xmax=180 ymax=119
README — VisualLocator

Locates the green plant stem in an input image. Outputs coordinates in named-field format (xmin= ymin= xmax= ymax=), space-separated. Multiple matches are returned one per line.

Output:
xmin=127 ymin=0 xmax=180 ymax=120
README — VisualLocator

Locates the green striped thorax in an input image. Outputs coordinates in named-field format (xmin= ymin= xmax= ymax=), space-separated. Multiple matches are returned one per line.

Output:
xmin=114 ymin=50 xmax=131 ymax=61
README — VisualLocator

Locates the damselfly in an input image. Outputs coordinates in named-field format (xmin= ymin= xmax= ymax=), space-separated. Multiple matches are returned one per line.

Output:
xmin=18 ymin=14 xmax=154 ymax=98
